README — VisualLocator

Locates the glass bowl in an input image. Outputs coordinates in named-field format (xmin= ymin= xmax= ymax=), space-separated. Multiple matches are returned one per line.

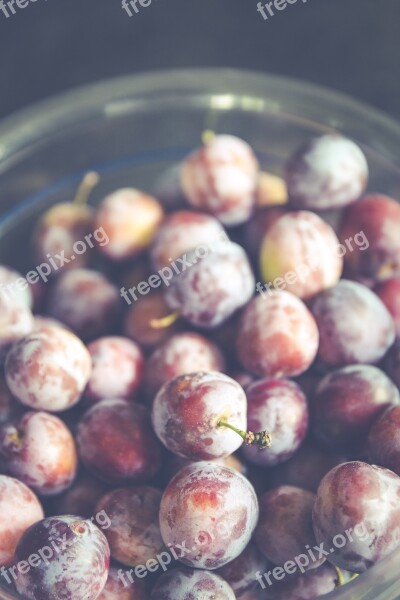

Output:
xmin=0 ymin=68 xmax=400 ymax=600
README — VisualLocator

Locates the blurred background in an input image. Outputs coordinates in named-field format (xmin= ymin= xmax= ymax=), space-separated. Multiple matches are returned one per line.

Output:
xmin=0 ymin=0 xmax=399 ymax=121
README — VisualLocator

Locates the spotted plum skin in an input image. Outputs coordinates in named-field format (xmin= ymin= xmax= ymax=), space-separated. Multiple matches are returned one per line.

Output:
xmin=242 ymin=379 xmax=308 ymax=467
xmin=312 ymin=365 xmax=399 ymax=453
xmin=152 ymin=371 xmax=247 ymax=460
xmin=254 ymin=486 xmax=323 ymax=570
xmin=94 ymin=188 xmax=164 ymax=261
xmin=77 ymin=399 xmax=163 ymax=484
xmin=163 ymin=452 xmax=246 ymax=485
xmin=98 ymin=567 xmax=147 ymax=600
xmin=375 ymin=278 xmax=400 ymax=336
xmin=368 ymin=406 xmax=400 ymax=476
xmin=165 ymin=242 xmax=255 ymax=329
xmin=95 ymin=486 xmax=164 ymax=567
xmin=150 ymin=567 xmax=236 ymax=600
xmin=0 ymin=475 xmax=44 ymax=566
xmin=237 ymin=292 xmax=319 ymax=378
xmin=261 ymin=562 xmax=338 ymax=600
xmin=217 ymin=541 xmax=268 ymax=596
xmin=0 ymin=411 xmax=77 ymax=496
xmin=312 ymin=461 xmax=400 ymax=572
xmin=285 ymin=134 xmax=368 ymax=210
xmin=159 ymin=462 xmax=259 ymax=570
xmin=33 ymin=203 xmax=94 ymax=271
xmin=311 ymin=280 xmax=395 ymax=368
xmin=47 ymin=269 xmax=121 ymax=340
xmin=260 ymin=211 xmax=343 ymax=299
xmin=85 ymin=337 xmax=144 ymax=404
xmin=5 ymin=325 xmax=91 ymax=412
xmin=145 ymin=332 xmax=225 ymax=399
xmin=0 ymin=294 xmax=34 ymax=363
xmin=339 ymin=194 xmax=400 ymax=282
xmin=150 ymin=210 xmax=227 ymax=271
xmin=180 ymin=134 xmax=259 ymax=226
xmin=14 ymin=515 xmax=110 ymax=600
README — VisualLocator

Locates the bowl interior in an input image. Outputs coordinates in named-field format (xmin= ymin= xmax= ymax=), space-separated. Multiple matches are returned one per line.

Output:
xmin=0 ymin=69 xmax=400 ymax=600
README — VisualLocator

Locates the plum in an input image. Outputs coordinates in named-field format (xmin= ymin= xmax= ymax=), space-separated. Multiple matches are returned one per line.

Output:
xmin=368 ymin=405 xmax=400 ymax=476
xmin=150 ymin=210 xmax=227 ymax=271
xmin=254 ymin=486 xmax=323 ymax=570
xmin=5 ymin=325 xmax=91 ymax=412
xmin=259 ymin=211 xmax=343 ymax=299
xmin=241 ymin=378 xmax=308 ymax=467
xmin=14 ymin=515 xmax=110 ymax=600
xmin=181 ymin=134 xmax=259 ymax=226
xmin=313 ymin=461 xmax=400 ymax=572
xmin=152 ymin=371 xmax=247 ymax=460
xmin=46 ymin=268 xmax=121 ymax=340
xmin=0 ymin=475 xmax=43 ymax=566
xmin=159 ymin=462 xmax=259 ymax=569
xmin=339 ymin=194 xmax=400 ymax=282
xmin=0 ymin=411 xmax=77 ymax=496
xmin=96 ymin=486 xmax=164 ymax=567
xmin=94 ymin=188 xmax=164 ymax=261
xmin=285 ymin=134 xmax=368 ymax=210
xmin=312 ymin=365 xmax=399 ymax=452
xmin=311 ymin=280 xmax=395 ymax=367
xmin=165 ymin=242 xmax=255 ymax=329
xmin=85 ymin=336 xmax=144 ymax=404
xmin=150 ymin=567 xmax=236 ymax=599
xmin=145 ymin=332 xmax=225 ymax=399
xmin=77 ymin=399 xmax=163 ymax=484
xmin=237 ymin=291 xmax=319 ymax=378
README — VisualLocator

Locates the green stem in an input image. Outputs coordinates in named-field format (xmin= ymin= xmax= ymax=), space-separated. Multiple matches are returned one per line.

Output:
xmin=217 ymin=421 xmax=272 ymax=450
xmin=149 ymin=310 xmax=181 ymax=329
xmin=335 ymin=566 xmax=346 ymax=587
xmin=73 ymin=172 xmax=99 ymax=206
xmin=335 ymin=566 xmax=358 ymax=587
xmin=202 ymin=130 xmax=216 ymax=145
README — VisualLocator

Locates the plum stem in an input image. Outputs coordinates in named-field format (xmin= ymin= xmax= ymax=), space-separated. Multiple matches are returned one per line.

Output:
xmin=217 ymin=421 xmax=272 ymax=450
xmin=335 ymin=566 xmax=345 ymax=587
xmin=202 ymin=130 xmax=216 ymax=145
xmin=73 ymin=171 xmax=100 ymax=206
xmin=150 ymin=310 xmax=181 ymax=329
xmin=1 ymin=428 xmax=23 ymax=452
xmin=335 ymin=566 xmax=358 ymax=586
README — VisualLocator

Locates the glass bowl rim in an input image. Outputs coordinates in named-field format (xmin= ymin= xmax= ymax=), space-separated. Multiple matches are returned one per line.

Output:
xmin=1 ymin=68 xmax=400 ymax=167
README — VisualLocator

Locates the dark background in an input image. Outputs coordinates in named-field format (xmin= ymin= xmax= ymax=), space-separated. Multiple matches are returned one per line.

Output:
xmin=0 ymin=0 xmax=399 ymax=121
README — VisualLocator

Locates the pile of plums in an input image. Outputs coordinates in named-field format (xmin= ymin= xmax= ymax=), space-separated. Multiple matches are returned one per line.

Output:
xmin=0 ymin=131 xmax=400 ymax=600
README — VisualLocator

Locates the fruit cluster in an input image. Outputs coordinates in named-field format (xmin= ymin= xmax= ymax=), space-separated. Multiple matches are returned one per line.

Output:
xmin=0 ymin=131 xmax=400 ymax=600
